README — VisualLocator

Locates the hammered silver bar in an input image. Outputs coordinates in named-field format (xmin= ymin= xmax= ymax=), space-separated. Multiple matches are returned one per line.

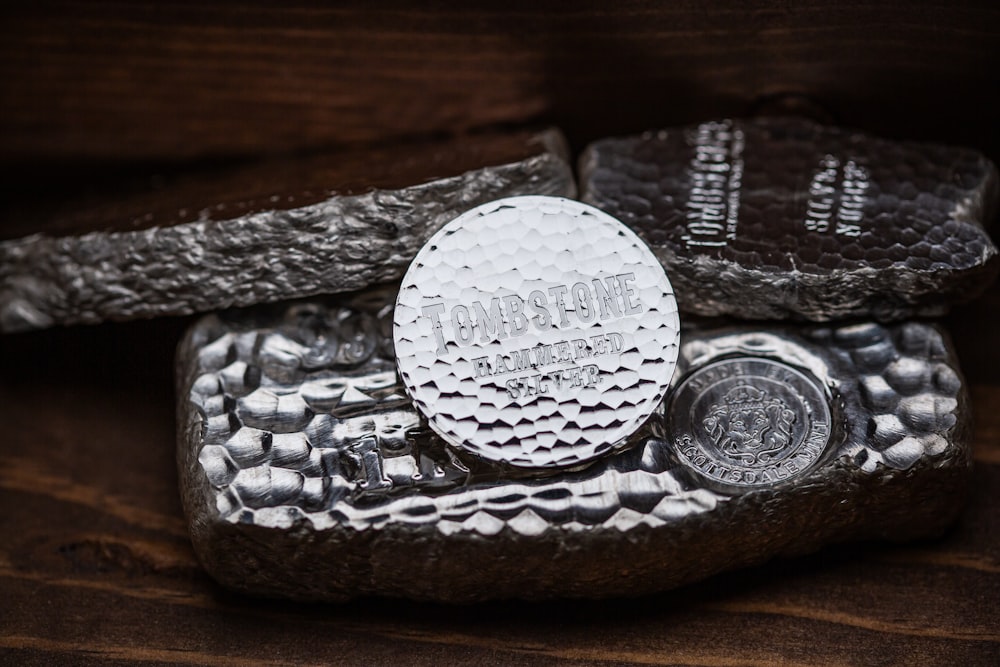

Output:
xmin=580 ymin=117 xmax=999 ymax=321
xmin=0 ymin=130 xmax=573 ymax=333
xmin=177 ymin=289 xmax=971 ymax=602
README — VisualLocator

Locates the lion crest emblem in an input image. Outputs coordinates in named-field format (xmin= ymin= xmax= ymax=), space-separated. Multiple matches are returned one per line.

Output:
xmin=701 ymin=384 xmax=796 ymax=465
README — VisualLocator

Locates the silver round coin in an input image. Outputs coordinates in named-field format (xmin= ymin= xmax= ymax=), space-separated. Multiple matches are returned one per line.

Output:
xmin=668 ymin=358 xmax=832 ymax=489
xmin=393 ymin=196 xmax=680 ymax=468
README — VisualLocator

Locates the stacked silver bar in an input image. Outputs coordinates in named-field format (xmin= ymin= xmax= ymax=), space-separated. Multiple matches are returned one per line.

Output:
xmin=178 ymin=292 xmax=969 ymax=601
xmin=176 ymin=118 xmax=995 ymax=601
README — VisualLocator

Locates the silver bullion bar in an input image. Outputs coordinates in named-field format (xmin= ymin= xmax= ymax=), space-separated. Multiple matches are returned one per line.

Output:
xmin=0 ymin=129 xmax=573 ymax=333
xmin=580 ymin=117 xmax=999 ymax=321
xmin=177 ymin=288 xmax=971 ymax=602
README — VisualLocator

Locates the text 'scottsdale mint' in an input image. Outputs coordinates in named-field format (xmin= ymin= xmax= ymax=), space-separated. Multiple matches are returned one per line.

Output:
xmin=393 ymin=196 xmax=680 ymax=468
xmin=668 ymin=358 xmax=832 ymax=491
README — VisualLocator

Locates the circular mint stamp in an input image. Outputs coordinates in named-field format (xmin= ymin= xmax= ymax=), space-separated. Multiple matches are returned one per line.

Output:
xmin=668 ymin=357 xmax=832 ymax=489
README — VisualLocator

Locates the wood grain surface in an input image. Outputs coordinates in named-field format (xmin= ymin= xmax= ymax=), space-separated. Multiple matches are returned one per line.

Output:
xmin=2 ymin=2 xmax=999 ymax=665
xmin=1 ymin=1 xmax=998 ymax=164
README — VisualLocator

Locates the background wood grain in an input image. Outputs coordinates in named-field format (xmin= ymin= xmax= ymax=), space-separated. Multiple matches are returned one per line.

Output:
xmin=1 ymin=2 xmax=999 ymax=665
xmin=1 ymin=1 xmax=998 ymax=164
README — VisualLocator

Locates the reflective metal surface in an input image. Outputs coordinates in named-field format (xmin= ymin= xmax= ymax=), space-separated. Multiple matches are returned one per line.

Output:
xmin=668 ymin=357 xmax=831 ymax=490
xmin=0 ymin=130 xmax=574 ymax=333
xmin=580 ymin=117 xmax=999 ymax=321
xmin=394 ymin=196 xmax=680 ymax=468
xmin=177 ymin=289 xmax=971 ymax=602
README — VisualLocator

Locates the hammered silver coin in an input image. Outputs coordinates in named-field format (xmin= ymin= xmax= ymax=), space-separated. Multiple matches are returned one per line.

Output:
xmin=393 ymin=195 xmax=680 ymax=468
xmin=668 ymin=357 xmax=832 ymax=489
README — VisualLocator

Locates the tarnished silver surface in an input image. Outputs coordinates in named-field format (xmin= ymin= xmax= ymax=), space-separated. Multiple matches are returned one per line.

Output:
xmin=394 ymin=196 xmax=679 ymax=468
xmin=0 ymin=130 xmax=574 ymax=333
xmin=177 ymin=289 xmax=971 ymax=602
xmin=580 ymin=117 xmax=999 ymax=321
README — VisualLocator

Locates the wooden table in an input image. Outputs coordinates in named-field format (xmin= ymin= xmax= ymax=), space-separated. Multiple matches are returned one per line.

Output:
xmin=1 ymin=3 xmax=998 ymax=664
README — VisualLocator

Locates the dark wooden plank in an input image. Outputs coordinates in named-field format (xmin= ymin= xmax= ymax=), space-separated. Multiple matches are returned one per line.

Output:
xmin=1 ymin=1 xmax=998 ymax=164
xmin=1 ymin=288 xmax=999 ymax=665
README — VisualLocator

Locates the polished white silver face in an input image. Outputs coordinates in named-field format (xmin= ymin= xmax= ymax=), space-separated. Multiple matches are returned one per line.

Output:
xmin=393 ymin=196 xmax=680 ymax=468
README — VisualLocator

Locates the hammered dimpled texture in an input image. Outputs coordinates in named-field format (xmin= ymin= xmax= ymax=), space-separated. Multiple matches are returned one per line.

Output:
xmin=581 ymin=117 xmax=999 ymax=321
xmin=0 ymin=129 xmax=574 ymax=333
xmin=393 ymin=196 xmax=680 ymax=468
xmin=176 ymin=298 xmax=973 ymax=602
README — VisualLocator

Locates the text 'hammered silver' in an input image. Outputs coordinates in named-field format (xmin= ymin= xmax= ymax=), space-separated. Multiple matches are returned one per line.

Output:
xmin=393 ymin=196 xmax=680 ymax=468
